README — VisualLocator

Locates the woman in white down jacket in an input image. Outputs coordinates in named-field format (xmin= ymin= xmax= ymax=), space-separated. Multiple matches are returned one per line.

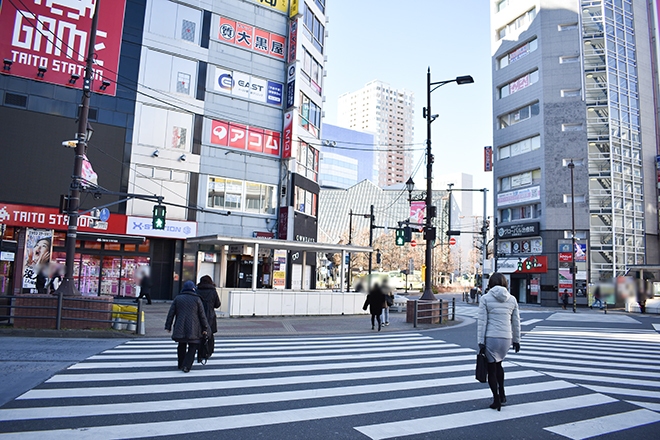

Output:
xmin=477 ymin=272 xmax=521 ymax=411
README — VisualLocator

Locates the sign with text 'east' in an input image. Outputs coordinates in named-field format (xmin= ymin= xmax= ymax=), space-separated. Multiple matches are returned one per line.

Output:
xmin=0 ymin=0 xmax=127 ymax=96
xmin=213 ymin=66 xmax=283 ymax=106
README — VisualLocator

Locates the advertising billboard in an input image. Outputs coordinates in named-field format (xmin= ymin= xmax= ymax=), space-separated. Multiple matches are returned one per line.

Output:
xmin=218 ymin=15 xmax=285 ymax=60
xmin=213 ymin=66 xmax=283 ymax=106
xmin=210 ymin=119 xmax=281 ymax=156
xmin=0 ymin=0 xmax=127 ymax=96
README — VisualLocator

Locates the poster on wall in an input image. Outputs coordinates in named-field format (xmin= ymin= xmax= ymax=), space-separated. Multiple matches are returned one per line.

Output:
xmin=0 ymin=0 xmax=127 ymax=96
xmin=22 ymin=228 xmax=53 ymax=293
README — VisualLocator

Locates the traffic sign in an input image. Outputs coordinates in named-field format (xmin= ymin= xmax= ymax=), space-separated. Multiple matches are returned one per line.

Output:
xmin=449 ymin=237 xmax=457 ymax=246
xmin=410 ymin=240 xmax=417 ymax=247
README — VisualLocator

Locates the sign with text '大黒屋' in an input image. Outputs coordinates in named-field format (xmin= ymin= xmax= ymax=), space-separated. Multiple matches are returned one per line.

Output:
xmin=210 ymin=119 xmax=281 ymax=156
xmin=0 ymin=0 xmax=127 ymax=96
xmin=218 ymin=16 xmax=285 ymax=60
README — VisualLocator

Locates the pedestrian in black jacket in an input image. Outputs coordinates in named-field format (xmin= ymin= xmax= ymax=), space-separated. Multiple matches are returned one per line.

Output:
xmin=363 ymin=281 xmax=386 ymax=331
xmin=165 ymin=280 xmax=209 ymax=372
xmin=137 ymin=270 xmax=153 ymax=304
xmin=196 ymin=275 xmax=221 ymax=356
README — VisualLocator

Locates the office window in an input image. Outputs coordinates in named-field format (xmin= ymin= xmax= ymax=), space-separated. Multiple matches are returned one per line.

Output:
xmin=498 ymin=8 xmax=537 ymax=40
xmin=498 ymin=135 xmax=540 ymax=160
xmin=207 ymin=177 xmax=275 ymax=214
xmin=498 ymin=38 xmax=538 ymax=69
xmin=499 ymin=70 xmax=539 ymax=98
xmin=499 ymin=102 xmax=540 ymax=128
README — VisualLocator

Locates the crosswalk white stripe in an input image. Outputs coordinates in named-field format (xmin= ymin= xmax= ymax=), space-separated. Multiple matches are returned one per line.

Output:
xmin=542 ymin=371 xmax=660 ymax=388
xmin=65 ymin=348 xmax=474 ymax=371
xmin=122 ymin=333 xmax=427 ymax=345
xmin=523 ymin=330 xmax=659 ymax=343
xmin=530 ymin=326 xmax=654 ymax=333
xmin=545 ymin=314 xmax=641 ymax=324
xmin=29 ymin=358 xmax=488 ymax=398
xmin=581 ymin=384 xmax=660 ymax=399
xmin=511 ymin=361 xmax=660 ymax=381
xmin=111 ymin=339 xmax=441 ymax=353
xmin=512 ymin=343 xmax=660 ymax=365
xmin=625 ymin=400 xmax=660 ymax=412
xmin=507 ymin=353 xmax=660 ymax=371
xmin=519 ymin=339 xmax=660 ymax=355
xmin=543 ymin=409 xmax=660 ymax=440
xmin=89 ymin=341 xmax=462 ymax=359
xmin=353 ymin=393 xmax=616 ymax=440
xmin=521 ymin=336 xmax=660 ymax=349
xmin=653 ymin=323 xmax=660 ymax=332
xmin=0 ymin=381 xmax=578 ymax=439
xmin=520 ymin=319 xmax=543 ymax=326
xmin=0 ymin=370 xmax=543 ymax=421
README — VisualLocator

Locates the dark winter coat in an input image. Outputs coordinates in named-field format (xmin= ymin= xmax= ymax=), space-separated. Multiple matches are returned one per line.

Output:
xmin=140 ymin=275 xmax=152 ymax=295
xmin=363 ymin=285 xmax=385 ymax=316
xmin=196 ymin=281 xmax=220 ymax=333
xmin=164 ymin=290 xmax=209 ymax=344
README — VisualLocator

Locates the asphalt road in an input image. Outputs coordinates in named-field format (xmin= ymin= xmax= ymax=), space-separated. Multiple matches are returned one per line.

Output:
xmin=0 ymin=305 xmax=659 ymax=439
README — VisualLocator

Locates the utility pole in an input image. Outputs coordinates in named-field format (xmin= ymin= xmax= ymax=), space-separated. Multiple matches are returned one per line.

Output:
xmin=481 ymin=188 xmax=488 ymax=294
xmin=347 ymin=209 xmax=353 ymax=291
xmin=56 ymin=0 xmax=101 ymax=297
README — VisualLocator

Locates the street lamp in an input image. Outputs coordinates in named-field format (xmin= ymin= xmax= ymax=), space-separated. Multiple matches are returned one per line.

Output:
xmin=568 ymin=160 xmax=577 ymax=313
xmin=420 ymin=68 xmax=474 ymax=301
xmin=405 ymin=177 xmax=415 ymax=203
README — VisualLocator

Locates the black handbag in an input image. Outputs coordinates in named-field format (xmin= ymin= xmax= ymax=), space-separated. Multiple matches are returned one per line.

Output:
xmin=475 ymin=349 xmax=488 ymax=383
xmin=197 ymin=334 xmax=213 ymax=364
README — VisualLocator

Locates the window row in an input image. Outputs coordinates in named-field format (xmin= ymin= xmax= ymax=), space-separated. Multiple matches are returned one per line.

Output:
xmin=499 ymin=203 xmax=542 ymax=223
xmin=295 ymin=187 xmax=318 ymax=217
xmin=498 ymin=135 xmax=540 ymax=160
xmin=499 ymin=102 xmax=540 ymax=128
xmin=303 ymin=2 xmax=325 ymax=53
xmin=297 ymin=140 xmax=319 ymax=182
xmin=207 ymin=177 xmax=276 ymax=214
xmin=301 ymin=47 xmax=323 ymax=94
xmin=498 ymin=38 xmax=537 ymax=69
xmin=499 ymin=70 xmax=538 ymax=98
xmin=498 ymin=8 xmax=537 ymax=40
xmin=499 ymin=169 xmax=541 ymax=192
xmin=300 ymin=92 xmax=322 ymax=138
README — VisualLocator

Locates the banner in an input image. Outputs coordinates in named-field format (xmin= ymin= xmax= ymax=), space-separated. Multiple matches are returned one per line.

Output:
xmin=410 ymin=201 xmax=425 ymax=231
xmin=0 ymin=0 xmax=127 ymax=96
xmin=22 ymin=228 xmax=53 ymax=292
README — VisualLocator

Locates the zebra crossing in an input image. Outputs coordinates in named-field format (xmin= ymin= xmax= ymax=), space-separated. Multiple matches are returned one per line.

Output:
xmin=0 ymin=330 xmax=658 ymax=439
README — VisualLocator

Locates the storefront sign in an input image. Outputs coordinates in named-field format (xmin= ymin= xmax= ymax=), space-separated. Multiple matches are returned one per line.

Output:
xmin=288 ymin=20 xmax=298 ymax=63
xmin=126 ymin=217 xmax=197 ymax=239
xmin=484 ymin=146 xmax=493 ymax=172
xmin=210 ymin=119 xmax=280 ymax=156
xmin=517 ymin=255 xmax=547 ymax=273
xmin=0 ymin=203 xmax=126 ymax=234
xmin=254 ymin=231 xmax=274 ymax=238
xmin=213 ymin=66 xmax=283 ymax=106
xmin=250 ymin=0 xmax=290 ymax=13
xmin=0 ymin=0 xmax=127 ymax=96
xmin=218 ymin=15 xmax=285 ymax=60
xmin=497 ymin=186 xmax=540 ymax=207
xmin=282 ymin=111 xmax=294 ymax=158
xmin=497 ymin=222 xmax=539 ymax=239
xmin=0 ymin=251 xmax=14 ymax=262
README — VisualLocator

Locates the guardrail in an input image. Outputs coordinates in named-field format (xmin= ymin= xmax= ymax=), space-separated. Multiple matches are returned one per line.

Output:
xmin=0 ymin=294 xmax=145 ymax=335
xmin=412 ymin=298 xmax=455 ymax=328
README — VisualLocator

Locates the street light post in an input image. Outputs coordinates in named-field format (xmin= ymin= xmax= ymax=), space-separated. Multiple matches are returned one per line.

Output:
xmin=420 ymin=68 xmax=474 ymax=301
xmin=55 ymin=0 xmax=101 ymax=297
xmin=568 ymin=160 xmax=577 ymax=313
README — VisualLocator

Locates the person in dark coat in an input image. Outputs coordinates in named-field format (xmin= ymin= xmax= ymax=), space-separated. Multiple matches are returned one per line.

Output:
xmin=196 ymin=275 xmax=221 ymax=356
xmin=165 ymin=280 xmax=209 ymax=372
xmin=137 ymin=269 xmax=153 ymax=304
xmin=363 ymin=281 xmax=386 ymax=331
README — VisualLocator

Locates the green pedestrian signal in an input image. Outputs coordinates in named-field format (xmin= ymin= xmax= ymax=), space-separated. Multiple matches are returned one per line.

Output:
xmin=152 ymin=204 xmax=166 ymax=230
xmin=395 ymin=228 xmax=405 ymax=246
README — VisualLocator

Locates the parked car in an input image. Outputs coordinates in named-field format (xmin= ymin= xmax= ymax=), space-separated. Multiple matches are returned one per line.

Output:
xmin=391 ymin=294 xmax=408 ymax=312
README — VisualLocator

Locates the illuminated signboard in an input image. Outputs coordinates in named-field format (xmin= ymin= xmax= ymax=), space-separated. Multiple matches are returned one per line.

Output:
xmin=0 ymin=0 xmax=127 ymax=96
xmin=218 ymin=15 xmax=285 ymax=60
xmin=210 ymin=119 xmax=281 ymax=156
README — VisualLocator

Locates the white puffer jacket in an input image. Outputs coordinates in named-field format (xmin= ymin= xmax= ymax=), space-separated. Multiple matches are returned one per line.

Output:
xmin=477 ymin=286 xmax=521 ymax=345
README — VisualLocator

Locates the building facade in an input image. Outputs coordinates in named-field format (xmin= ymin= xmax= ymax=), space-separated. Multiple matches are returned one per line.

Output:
xmin=337 ymin=80 xmax=414 ymax=188
xmin=0 ymin=0 xmax=328 ymax=299
xmin=491 ymin=0 xmax=659 ymax=305
xmin=319 ymin=123 xmax=377 ymax=189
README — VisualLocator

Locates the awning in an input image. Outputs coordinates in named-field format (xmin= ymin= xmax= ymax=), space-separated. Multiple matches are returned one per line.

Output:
xmin=187 ymin=234 xmax=373 ymax=254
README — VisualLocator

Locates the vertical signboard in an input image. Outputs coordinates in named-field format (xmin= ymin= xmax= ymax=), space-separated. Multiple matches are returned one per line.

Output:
xmin=410 ymin=201 xmax=425 ymax=232
xmin=557 ymin=240 xmax=588 ymax=303
xmin=282 ymin=110 xmax=294 ymax=158
xmin=0 ymin=0 xmax=127 ymax=96
xmin=484 ymin=146 xmax=493 ymax=172
xmin=22 ymin=228 xmax=53 ymax=293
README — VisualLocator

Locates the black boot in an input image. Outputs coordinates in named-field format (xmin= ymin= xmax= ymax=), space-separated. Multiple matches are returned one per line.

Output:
xmin=489 ymin=395 xmax=501 ymax=411
xmin=499 ymin=390 xmax=506 ymax=405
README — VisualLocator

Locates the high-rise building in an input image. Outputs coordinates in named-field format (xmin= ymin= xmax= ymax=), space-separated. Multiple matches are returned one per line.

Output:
xmin=337 ymin=80 xmax=414 ymax=188
xmin=491 ymin=0 xmax=659 ymax=306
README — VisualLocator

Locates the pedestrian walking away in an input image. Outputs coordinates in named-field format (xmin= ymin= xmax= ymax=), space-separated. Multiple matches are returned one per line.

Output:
xmin=381 ymin=278 xmax=394 ymax=326
xmin=591 ymin=286 xmax=603 ymax=309
xmin=477 ymin=272 xmax=521 ymax=411
xmin=363 ymin=281 xmax=385 ymax=331
xmin=561 ymin=289 xmax=569 ymax=310
xmin=137 ymin=266 xmax=153 ymax=304
xmin=164 ymin=280 xmax=209 ymax=373
xmin=196 ymin=275 xmax=221 ymax=357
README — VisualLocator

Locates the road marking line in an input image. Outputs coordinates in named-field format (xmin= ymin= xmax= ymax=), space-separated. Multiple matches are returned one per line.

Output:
xmin=0 ymin=370 xmax=543 ymax=421
xmin=506 ymin=354 xmax=660 ymax=371
xmin=625 ymin=400 xmax=660 ymax=411
xmin=543 ymin=409 xmax=660 ymax=440
xmin=0 ymin=381 xmax=576 ymax=439
xmin=353 ymin=393 xmax=615 ymax=440
xmin=509 ymin=349 xmax=660 ymax=366
xmin=542 ymin=371 xmax=660 ymax=388
xmin=580 ymin=384 xmax=660 ymax=399
xmin=520 ymin=319 xmax=543 ymax=326
xmin=512 ymin=361 xmax=660 ymax=381
xmin=653 ymin=324 xmax=660 ymax=332
xmin=123 ymin=333 xmax=428 ymax=345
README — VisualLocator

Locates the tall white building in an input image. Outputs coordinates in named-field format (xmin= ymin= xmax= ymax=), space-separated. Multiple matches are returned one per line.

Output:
xmin=337 ymin=80 xmax=414 ymax=188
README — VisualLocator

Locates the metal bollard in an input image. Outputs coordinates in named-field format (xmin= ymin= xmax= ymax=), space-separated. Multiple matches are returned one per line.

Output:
xmin=413 ymin=300 xmax=418 ymax=328
xmin=136 ymin=299 xmax=144 ymax=335
xmin=604 ymin=302 xmax=607 ymax=314
xmin=452 ymin=297 xmax=455 ymax=321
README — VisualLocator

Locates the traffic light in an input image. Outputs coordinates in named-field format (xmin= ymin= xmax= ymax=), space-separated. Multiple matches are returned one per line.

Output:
xmin=376 ymin=250 xmax=382 ymax=264
xmin=152 ymin=204 xmax=166 ymax=230
xmin=395 ymin=228 xmax=405 ymax=246
xmin=403 ymin=226 xmax=412 ymax=242
xmin=517 ymin=259 xmax=523 ymax=271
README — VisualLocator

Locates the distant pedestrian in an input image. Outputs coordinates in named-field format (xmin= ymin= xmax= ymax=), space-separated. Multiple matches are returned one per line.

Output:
xmin=363 ymin=281 xmax=385 ymax=331
xmin=477 ymin=272 xmax=521 ymax=411
xmin=562 ymin=289 xmax=569 ymax=310
xmin=196 ymin=275 xmax=221 ymax=357
xmin=591 ymin=287 xmax=603 ymax=309
xmin=381 ymin=278 xmax=394 ymax=326
xmin=165 ymin=280 xmax=209 ymax=373
xmin=137 ymin=267 xmax=153 ymax=304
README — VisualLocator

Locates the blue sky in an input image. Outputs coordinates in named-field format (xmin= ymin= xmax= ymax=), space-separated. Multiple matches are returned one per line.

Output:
xmin=322 ymin=0 xmax=494 ymax=194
